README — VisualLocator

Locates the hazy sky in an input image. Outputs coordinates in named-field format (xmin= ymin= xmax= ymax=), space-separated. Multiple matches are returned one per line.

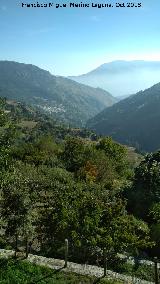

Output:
xmin=1 ymin=0 xmax=160 ymax=75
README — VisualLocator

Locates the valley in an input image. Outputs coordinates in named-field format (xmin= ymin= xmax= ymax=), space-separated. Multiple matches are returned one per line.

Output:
xmin=0 ymin=60 xmax=160 ymax=283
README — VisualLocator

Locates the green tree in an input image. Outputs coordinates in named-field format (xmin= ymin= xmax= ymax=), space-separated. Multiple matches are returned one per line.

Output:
xmin=0 ymin=110 xmax=16 ymax=171
xmin=36 ymin=178 xmax=152 ymax=262
xmin=96 ymin=137 xmax=128 ymax=176
xmin=11 ymin=135 xmax=61 ymax=167
xmin=127 ymin=151 xmax=160 ymax=220
xmin=1 ymin=163 xmax=37 ymax=257
xmin=61 ymin=136 xmax=87 ymax=172
xmin=149 ymin=203 xmax=160 ymax=256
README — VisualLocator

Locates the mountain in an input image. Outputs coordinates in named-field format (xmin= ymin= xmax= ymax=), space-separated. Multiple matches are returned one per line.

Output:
xmin=87 ymin=82 xmax=160 ymax=152
xmin=0 ymin=61 xmax=116 ymax=127
xmin=69 ymin=60 xmax=160 ymax=97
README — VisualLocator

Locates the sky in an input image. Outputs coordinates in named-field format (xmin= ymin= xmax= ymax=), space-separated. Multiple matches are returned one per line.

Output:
xmin=0 ymin=0 xmax=160 ymax=76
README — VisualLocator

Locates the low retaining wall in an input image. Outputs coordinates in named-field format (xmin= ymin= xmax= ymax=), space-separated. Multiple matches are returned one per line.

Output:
xmin=0 ymin=249 xmax=155 ymax=284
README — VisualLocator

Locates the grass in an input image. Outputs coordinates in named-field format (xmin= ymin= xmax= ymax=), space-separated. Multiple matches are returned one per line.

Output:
xmin=0 ymin=258 xmax=123 ymax=284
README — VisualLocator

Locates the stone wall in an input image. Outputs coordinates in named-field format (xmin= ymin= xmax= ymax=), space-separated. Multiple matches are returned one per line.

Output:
xmin=0 ymin=249 xmax=155 ymax=284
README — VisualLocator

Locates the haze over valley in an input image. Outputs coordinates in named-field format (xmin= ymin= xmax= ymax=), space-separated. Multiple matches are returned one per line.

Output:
xmin=1 ymin=59 xmax=160 ymax=152
xmin=69 ymin=60 xmax=160 ymax=97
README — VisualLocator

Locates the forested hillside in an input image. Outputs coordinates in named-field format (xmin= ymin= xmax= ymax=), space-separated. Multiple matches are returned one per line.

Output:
xmin=0 ymin=61 xmax=116 ymax=127
xmin=87 ymin=82 xmax=160 ymax=152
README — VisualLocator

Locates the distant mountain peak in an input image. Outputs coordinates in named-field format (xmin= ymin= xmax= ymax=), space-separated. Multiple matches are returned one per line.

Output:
xmin=0 ymin=60 xmax=116 ymax=127
xmin=69 ymin=60 xmax=160 ymax=97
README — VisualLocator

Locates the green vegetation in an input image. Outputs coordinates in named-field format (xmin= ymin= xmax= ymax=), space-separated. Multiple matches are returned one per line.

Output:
xmin=87 ymin=82 xmax=160 ymax=152
xmin=0 ymin=258 xmax=122 ymax=284
xmin=0 ymin=96 xmax=160 ymax=282
xmin=126 ymin=151 xmax=160 ymax=256
xmin=110 ymin=261 xmax=155 ymax=282
xmin=0 ymin=61 xmax=116 ymax=127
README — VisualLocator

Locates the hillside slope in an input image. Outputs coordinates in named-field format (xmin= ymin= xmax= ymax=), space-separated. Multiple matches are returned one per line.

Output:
xmin=0 ymin=61 xmax=116 ymax=127
xmin=87 ymin=82 xmax=160 ymax=152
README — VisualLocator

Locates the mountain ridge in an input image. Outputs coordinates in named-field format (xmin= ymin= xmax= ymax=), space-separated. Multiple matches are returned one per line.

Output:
xmin=87 ymin=82 xmax=160 ymax=152
xmin=69 ymin=60 xmax=160 ymax=97
xmin=0 ymin=60 xmax=116 ymax=127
